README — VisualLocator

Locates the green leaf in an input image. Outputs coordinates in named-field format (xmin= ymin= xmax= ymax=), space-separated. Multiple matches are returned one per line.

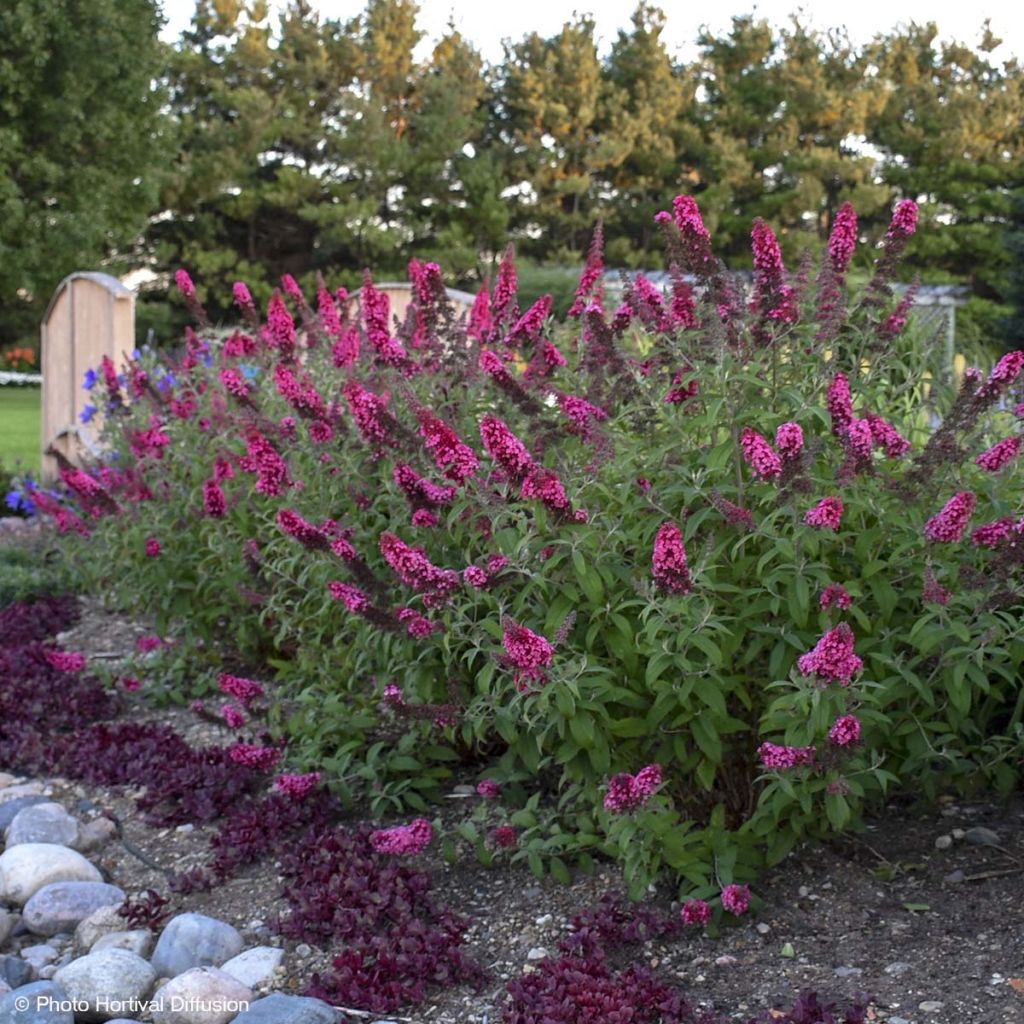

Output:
xmin=691 ymin=715 xmax=722 ymax=763
xmin=550 ymin=857 xmax=572 ymax=885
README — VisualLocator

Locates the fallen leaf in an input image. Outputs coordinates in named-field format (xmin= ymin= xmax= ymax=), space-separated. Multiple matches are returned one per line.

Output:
xmin=1009 ymin=978 xmax=1024 ymax=993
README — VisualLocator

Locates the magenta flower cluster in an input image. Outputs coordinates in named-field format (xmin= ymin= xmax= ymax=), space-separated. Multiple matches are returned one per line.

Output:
xmin=740 ymin=428 xmax=782 ymax=481
xmin=798 ymin=623 xmax=863 ymax=686
xmin=228 ymin=743 xmax=282 ymax=771
xmin=369 ymin=817 xmax=434 ymax=855
xmin=975 ymin=437 xmax=1020 ymax=473
xmin=603 ymin=764 xmax=662 ymax=812
xmin=275 ymin=772 xmax=322 ymax=799
xmin=218 ymin=673 xmax=265 ymax=707
xmin=829 ymin=715 xmax=862 ymax=747
xmin=804 ymin=496 xmax=844 ymax=532
xmin=757 ymin=742 xmax=816 ymax=770
xmin=925 ymin=491 xmax=976 ymax=543
xmin=502 ymin=620 xmax=555 ymax=691
xmin=651 ymin=522 xmax=691 ymax=594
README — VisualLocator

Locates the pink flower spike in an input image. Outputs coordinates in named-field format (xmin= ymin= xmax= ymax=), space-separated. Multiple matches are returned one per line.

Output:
xmin=652 ymin=522 xmax=691 ymax=594
xmin=797 ymin=623 xmax=863 ymax=686
xmin=740 ymin=428 xmax=782 ymax=481
xmin=975 ymin=437 xmax=1020 ymax=473
xmin=828 ymin=202 xmax=858 ymax=274
xmin=370 ymin=818 xmax=435 ymax=856
xmin=502 ymin=620 xmax=555 ymax=691
xmin=758 ymin=742 xmax=816 ymax=770
xmin=925 ymin=492 xmax=976 ymax=543
xmin=46 ymin=650 xmax=87 ymax=673
xmin=681 ymin=899 xmax=711 ymax=926
xmin=829 ymin=715 xmax=861 ymax=747
xmin=275 ymin=772 xmax=322 ymax=800
xmin=804 ymin=497 xmax=843 ymax=532
xmin=774 ymin=422 xmax=804 ymax=460
xmin=720 ymin=884 xmax=751 ymax=916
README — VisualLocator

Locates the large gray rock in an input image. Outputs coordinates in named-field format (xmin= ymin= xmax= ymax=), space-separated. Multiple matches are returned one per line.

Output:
xmin=151 ymin=966 xmax=253 ymax=1024
xmin=5 ymin=804 xmax=80 ymax=849
xmin=1 ymin=951 xmax=36 ymax=987
xmin=54 ymin=948 xmax=155 ymax=1023
xmin=218 ymin=947 xmax=282 ymax=990
xmin=229 ymin=994 xmax=342 ymax=1024
xmin=92 ymin=930 xmax=153 ymax=958
xmin=0 ymin=845 xmax=102 ymax=905
xmin=150 ymin=914 xmax=244 ymax=979
xmin=23 ymin=882 xmax=124 ymax=937
xmin=0 ymin=796 xmax=49 ymax=831
xmin=0 ymin=979 xmax=75 ymax=1022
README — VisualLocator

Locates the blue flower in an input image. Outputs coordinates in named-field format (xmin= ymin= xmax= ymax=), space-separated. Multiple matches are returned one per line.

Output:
xmin=131 ymin=348 xmax=142 ymax=360
xmin=83 ymin=368 xmax=98 ymax=390
xmin=80 ymin=404 xmax=97 ymax=425
xmin=4 ymin=490 xmax=35 ymax=515
xmin=240 ymin=364 xmax=260 ymax=381
xmin=157 ymin=371 xmax=177 ymax=392
xmin=201 ymin=354 xmax=214 ymax=369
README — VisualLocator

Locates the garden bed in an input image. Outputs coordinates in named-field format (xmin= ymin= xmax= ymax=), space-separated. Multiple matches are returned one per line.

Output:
xmin=4 ymin=598 xmax=1021 ymax=1024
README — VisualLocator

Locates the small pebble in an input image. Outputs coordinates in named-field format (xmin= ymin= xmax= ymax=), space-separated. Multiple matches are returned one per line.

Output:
xmin=755 ymin=923 xmax=770 ymax=935
xmin=951 ymin=828 xmax=965 ymax=840
xmin=535 ymin=915 xmax=553 ymax=927
xmin=526 ymin=947 xmax=548 ymax=961
xmin=833 ymin=966 xmax=862 ymax=978
xmin=714 ymin=956 xmax=737 ymax=966
xmin=965 ymin=826 xmax=999 ymax=846
xmin=944 ymin=869 xmax=966 ymax=884
xmin=295 ymin=943 xmax=313 ymax=957
xmin=934 ymin=834 xmax=952 ymax=850
xmin=918 ymin=1000 xmax=945 ymax=1012
xmin=885 ymin=961 xmax=912 ymax=975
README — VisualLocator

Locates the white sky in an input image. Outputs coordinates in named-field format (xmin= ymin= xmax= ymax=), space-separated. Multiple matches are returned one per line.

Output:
xmin=158 ymin=0 xmax=1023 ymax=62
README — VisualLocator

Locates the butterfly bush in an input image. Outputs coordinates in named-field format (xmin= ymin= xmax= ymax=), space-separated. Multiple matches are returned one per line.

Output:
xmin=53 ymin=195 xmax=1024 ymax=904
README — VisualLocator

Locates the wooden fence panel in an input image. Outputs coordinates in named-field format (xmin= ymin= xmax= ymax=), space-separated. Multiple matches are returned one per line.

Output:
xmin=40 ymin=272 xmax=134 ymax=481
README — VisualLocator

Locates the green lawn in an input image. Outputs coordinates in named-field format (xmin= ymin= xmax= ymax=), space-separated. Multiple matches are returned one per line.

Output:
xmin=0 ymin=386 xmax=41 ymax=474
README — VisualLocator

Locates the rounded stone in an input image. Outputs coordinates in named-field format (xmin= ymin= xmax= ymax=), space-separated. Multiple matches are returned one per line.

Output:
xmin=0 ymin=979 xmax=75 ymax=1022
xmin=227 ymin=993 xmax=342 ymax=1024
xmin=150 ymin=914 xmax=244 ymax=979
xmin=5 ymin=804 xmax=80 ymax=850
xmin=219 ymin=947 xmax=283 ymax=990
xmin=53 ymin=948 xmax=156 ymax=1023
xmin=0 ymin=845 xmax=102 ymax=905
xmin=151 ymin=966 xmax=253 ymax=1024
xmin=74 ymin=904 xmax=128 ymax=955
xmin=0 ymin=951 xmax=36 ymax=988
xmin=0 ymin=796 xmax=49 ymax=832
xmin=23 ymin=882 xmax=125 ymax=937
xmin=92 ymin=930 xmax=153 ymax=958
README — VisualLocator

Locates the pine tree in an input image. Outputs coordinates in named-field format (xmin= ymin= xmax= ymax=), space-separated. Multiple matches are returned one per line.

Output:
xmin=0 ymin=0 xmax=169 ymax=346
